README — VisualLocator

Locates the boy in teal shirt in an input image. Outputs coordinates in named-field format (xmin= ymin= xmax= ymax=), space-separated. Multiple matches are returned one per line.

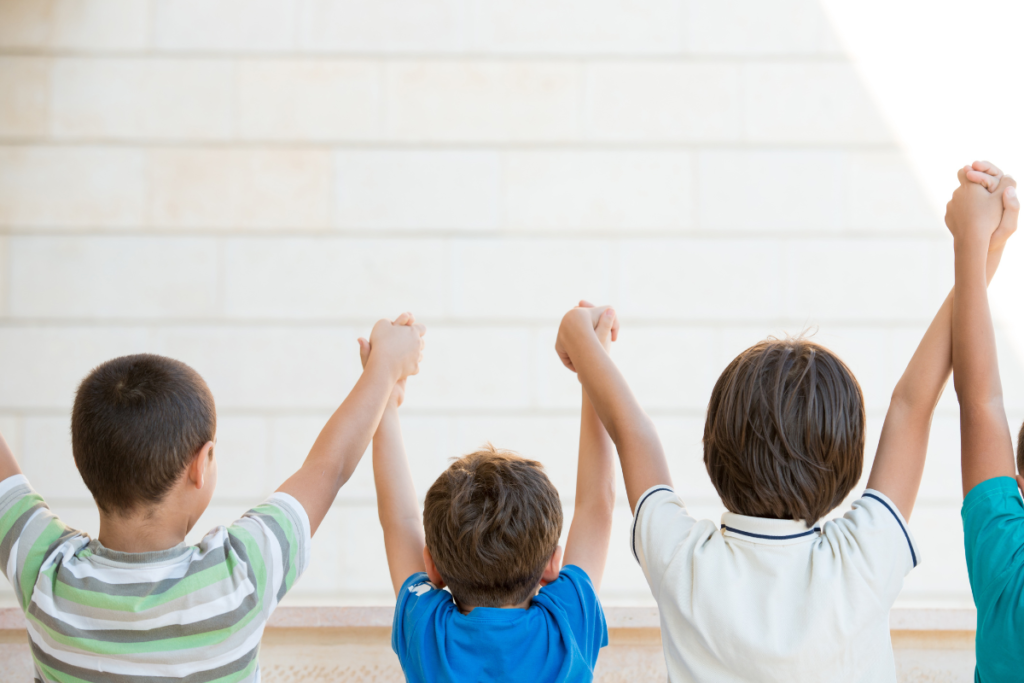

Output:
xmin=946 ymin=159 xmax=1022 ymax=682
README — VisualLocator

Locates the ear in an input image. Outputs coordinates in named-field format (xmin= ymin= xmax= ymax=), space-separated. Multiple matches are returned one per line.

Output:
xmin=187 ymin=441 xmax=216 ymax=490
xmin=423 ymin=546 xmax=446 ymax=588
xmin=539 ymin=545 xmax=563 ymax=586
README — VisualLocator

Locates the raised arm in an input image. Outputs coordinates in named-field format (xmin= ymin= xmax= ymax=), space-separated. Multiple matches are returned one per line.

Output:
xmin=555 ymin=305 xmax=672 ymax=513
xmin=562 ymin=307 xmax=617 ymax=590
xmin=867 ymin=164 xmax=1014 ymax=519
xmin=0 ymin=430 xmax=22 ymax=482
xmin=947 ymin=168 xmax=1020 ymax=495
xmin=359 ymin=337 xmax=427 ymax=595
xmin=277 ymin=314 xmax=425 ymax=536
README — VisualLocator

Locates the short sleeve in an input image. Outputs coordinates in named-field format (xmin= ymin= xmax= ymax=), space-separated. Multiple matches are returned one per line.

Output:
xmin=535 ymin=565 xmax=608 ymax=667
xmin=631 ymin=486 xmax=698 ymax=598
xmin=961 ymin=477 xmax=1024 ymax=682
xmin=824 ymin=488 xmax=920 ymax=606
xmin=227 ymin=492 xmax=311 ymax=605
xmin=391 ymin=572 xmax=452 ymax=665
xmin=962 ymin=477 xmax=1024 ymax=606
xmin=0 ymin=475 xmax=79 ymax=611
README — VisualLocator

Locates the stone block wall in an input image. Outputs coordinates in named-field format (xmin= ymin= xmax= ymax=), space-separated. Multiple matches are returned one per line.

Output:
xmin=2 ymin=0 xmax=1021 ymax=608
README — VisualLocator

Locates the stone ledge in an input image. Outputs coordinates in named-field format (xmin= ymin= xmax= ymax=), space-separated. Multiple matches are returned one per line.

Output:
xmin=0 ymin=606 xmax=977 ymax=631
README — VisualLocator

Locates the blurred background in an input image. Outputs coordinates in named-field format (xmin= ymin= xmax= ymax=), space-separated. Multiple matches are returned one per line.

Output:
xmin=0 ymin=0 xmax=1022 ymax=610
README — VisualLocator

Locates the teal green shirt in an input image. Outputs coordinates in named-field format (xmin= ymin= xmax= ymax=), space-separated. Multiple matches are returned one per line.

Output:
xmin=962 ymin=476 xmax=1024 ymax=683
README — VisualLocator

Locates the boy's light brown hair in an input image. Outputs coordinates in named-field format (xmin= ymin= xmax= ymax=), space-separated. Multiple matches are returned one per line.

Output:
xmin=703 ymin=338 xmax=865 ymax=525
xmin=423 ymin=445 xmax=563 ymax=608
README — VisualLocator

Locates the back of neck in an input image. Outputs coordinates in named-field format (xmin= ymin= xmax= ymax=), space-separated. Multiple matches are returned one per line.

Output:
xmin=98 ymin=503 xmax=189 ymax=553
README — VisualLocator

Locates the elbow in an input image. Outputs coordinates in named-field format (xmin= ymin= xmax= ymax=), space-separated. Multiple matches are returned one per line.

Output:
xmin=889 ymin=380 xmax=941 ymax=421
xmin=951 ymin=379 xmax=1005 ymax=412
xmin=576 ymin=483 xmax=616 ymax=518
xmin=957 ymin=395 xmax=1007 ymax=416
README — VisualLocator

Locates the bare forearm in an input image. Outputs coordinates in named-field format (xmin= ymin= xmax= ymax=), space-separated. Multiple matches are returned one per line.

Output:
xmin=876 ymin=289 xmax=953 ymax=495
xmin=868 ymin=246 xmax=1007 ymax=517
xmin=866 ymin=289 xmax=952 ymax=518
xmin=373 ymin=407 xmax=426 ymax=595
xmin=953 ymin=241 xmax=1004 ymax=407
xmin=574 ymin=390 xmax=616 ymax=511
xmin=565 ymin=325 xmax=671 ymax=512
xmin=887 ymin=249 xmax=1000 ymax=412
xmin=374 ymin=408 xmax=422 ymax=534
xmin=954 ymin=241 xmax=1015 ymax=492
xmin=0 ymin=431 xmax=21 ymax=481
xmin=277 ymin=358 xmax=397 ymax=534
xmin=562 ymin=388 xmax=616 ymax=589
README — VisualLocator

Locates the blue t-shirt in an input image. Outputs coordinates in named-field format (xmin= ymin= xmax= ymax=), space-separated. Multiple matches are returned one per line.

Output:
xmin=392 ymin=564 xmax=608 ymax=683
xmin=962 ymin=476 xmax=1024 ymax=682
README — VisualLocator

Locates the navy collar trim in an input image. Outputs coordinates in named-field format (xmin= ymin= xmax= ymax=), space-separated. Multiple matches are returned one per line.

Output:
xmin=720 ymin=525 xmax=821 ymax=540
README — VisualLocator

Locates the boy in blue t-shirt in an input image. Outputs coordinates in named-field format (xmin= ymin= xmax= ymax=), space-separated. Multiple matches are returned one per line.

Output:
xmin=945 ymin=160 xmax=1022 ymax=682
xmin=362 ymin=305 xmax=618 ymax=682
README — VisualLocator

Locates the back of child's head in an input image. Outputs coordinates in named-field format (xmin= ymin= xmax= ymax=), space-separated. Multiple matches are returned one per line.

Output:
xmin=703 ymin=337 xmax=865 ymax=525
xmin=423 ymin=444 xmax=562 ymax=608
xmin=71 ymin=353 xmax=216 ymax=515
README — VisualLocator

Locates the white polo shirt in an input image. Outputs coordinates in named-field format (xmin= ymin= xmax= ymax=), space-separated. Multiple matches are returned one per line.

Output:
xmin=632 ymin=486 xmax=919 ymax=683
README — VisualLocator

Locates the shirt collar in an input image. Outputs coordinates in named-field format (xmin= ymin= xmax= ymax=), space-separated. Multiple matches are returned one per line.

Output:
xmin=86 ymin=539 xmax=192 ymax=566
xmin=720 ymin=512 xmax=820 ymax=545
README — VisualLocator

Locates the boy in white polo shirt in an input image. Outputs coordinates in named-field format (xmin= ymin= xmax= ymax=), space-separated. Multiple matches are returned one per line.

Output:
xmin=554 ymin=165 xmax=1011 ymax=682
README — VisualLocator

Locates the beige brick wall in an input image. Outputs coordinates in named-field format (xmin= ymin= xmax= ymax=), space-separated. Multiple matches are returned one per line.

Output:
xmin=1 ymin=0 xmax=1020 ymax=611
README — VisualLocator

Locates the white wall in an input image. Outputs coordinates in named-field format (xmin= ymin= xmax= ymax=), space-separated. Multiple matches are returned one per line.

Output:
xmin=2 ymin=0 xmax=1020 ymax=607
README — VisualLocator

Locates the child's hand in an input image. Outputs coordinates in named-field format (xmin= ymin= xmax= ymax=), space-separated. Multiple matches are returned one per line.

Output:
xmin=965 ymin=160 xmax=1005 ymax=193
xmin=359 ymin=312 xmax=426 ymax=384
xmin=358 ymin=337 xmax=406 ymax=408
xmin=991 ymin=181 xmax=1020 ymax=253
xmin=555 ymin=301 xmax=619 ymax=372
xmin=945 ymin=164 xmax=1013 ymax=248
xmin=962 ymin=161 xmax=1020 ymax=253
xmin=577 ymin=300 xmax=618 ymax=352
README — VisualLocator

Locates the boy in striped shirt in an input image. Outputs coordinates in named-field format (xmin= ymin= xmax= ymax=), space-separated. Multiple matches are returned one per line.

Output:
xmin=0 ymin=313 xmax=425 ymax=682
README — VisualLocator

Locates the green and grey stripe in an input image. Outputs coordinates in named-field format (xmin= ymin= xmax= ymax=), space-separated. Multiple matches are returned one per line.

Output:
xmin=0 ymin=476 xmax=310 ymax=683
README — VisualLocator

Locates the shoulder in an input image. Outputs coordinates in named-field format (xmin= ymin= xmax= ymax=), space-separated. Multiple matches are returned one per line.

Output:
xmin=392 ymin=573 xmax=456 ymax=660
xmin=238 ymin=492 xmax=311 ymax=540
xmin=963 ymin=477 xmax=1024 ymax=526
xmin=631 ymin=486 xmax=715 ymax=562
xmin=393 ymin=573 xmax=453 ymax=637
xmin=223 ymin=492 xmax=313 ymax=588
xmin=534 ymin=566 xmax=609 ymax=657
xmin=960 ymin=477 xmax=1024 ymax=595
xmin=229 ymin=493 xmax=311 ymax=554
xmin=397 ymin=573 xmax=451 ymax=613
xmin=0 ymin=474 xmax=74 ymax=552
xmin=0 ymin=474 xmax=44 ymax=521
xmin=821 ymin=489 xmax=919 ymax=571
xmin=0 ymin=474 xmax=33 ymax=501
xmin=541 ymin=565 xmax=597 ymax=601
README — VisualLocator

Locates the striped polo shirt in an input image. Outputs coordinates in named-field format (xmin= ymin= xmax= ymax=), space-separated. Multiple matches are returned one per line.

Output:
xmin=0 ymin=474 xmax=310 ymax=683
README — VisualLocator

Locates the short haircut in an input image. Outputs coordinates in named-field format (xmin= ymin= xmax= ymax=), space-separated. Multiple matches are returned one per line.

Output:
xmin=703 ymin=337 xmax=865 ymax=525
xmin=71 ymin=354 xmax=216 ymax=514
xmin=423 ymin=445 xmax=563 ymax=608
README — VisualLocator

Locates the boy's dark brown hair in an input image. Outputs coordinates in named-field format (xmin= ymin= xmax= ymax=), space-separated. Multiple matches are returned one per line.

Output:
xmin=703 ymin=337 xmax=865 ymax=525
xmin=71 ymin=354 xmax=216 ymax=515
xmin=423 ymin=445 xmax=563 ymax=608
xmin=1017 ymin=421 xmax=1024 ymax=475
